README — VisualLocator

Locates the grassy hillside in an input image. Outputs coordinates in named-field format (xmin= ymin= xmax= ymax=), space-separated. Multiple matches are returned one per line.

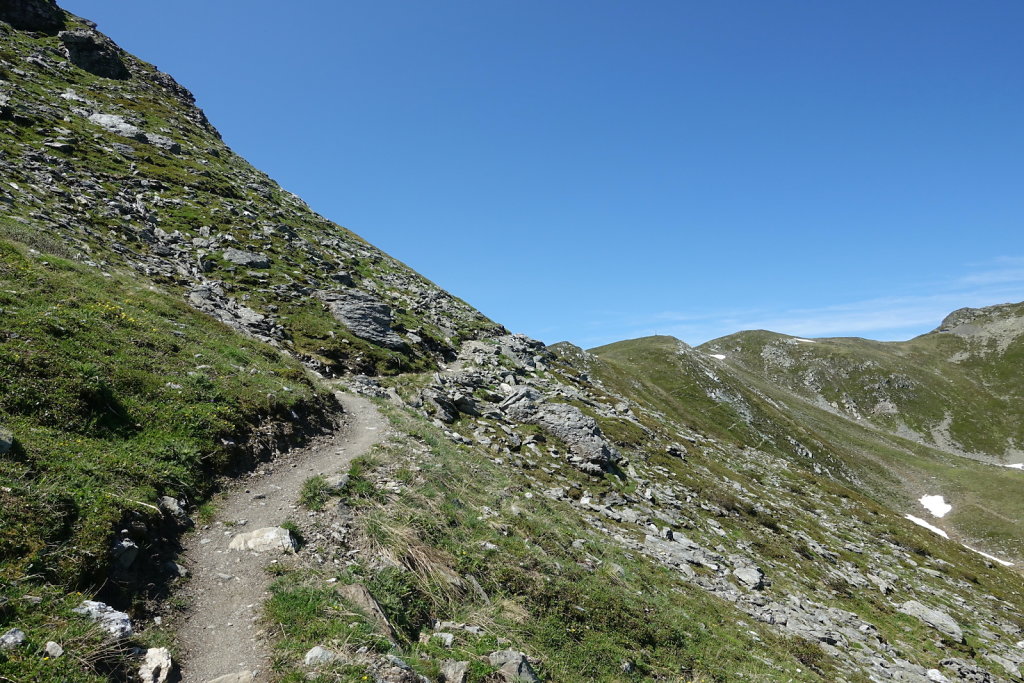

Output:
xmin=590 ymin=334 xmax=1024 ymax=563
xmin=0 ymin=235 xmax=335 ymax=680
xmin=699 ymin=304 xmax=1024 ymax=461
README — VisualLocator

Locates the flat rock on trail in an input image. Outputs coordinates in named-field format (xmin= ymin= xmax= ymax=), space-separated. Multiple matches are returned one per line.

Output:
xmin=175 ymin=391 xmax=387 ymax=683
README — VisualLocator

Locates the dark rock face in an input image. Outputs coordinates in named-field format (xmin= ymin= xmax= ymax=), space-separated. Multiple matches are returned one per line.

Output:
xmin=0 ymin=0 xmax=64 ymax=34
xmin=59 ymin=29 xmax=130 ymax=80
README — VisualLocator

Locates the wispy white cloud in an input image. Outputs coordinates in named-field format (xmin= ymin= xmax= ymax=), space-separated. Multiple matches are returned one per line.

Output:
xmin=574 ymin=256 xmax=1024 ymax=348
xmin=959 ymin=268 xmax=1024 ymax=286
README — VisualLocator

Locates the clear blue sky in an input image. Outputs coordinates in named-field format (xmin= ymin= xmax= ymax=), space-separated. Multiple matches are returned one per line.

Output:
xmin=61 ymin=1 xmax=1024 ymax=347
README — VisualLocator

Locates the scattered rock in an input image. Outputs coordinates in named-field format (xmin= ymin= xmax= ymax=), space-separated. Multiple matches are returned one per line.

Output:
xmin=304 ymin=645 xmax=339 ymax=666
xmin=734 ymin=565 xmax=765 ymax=590
xmin=899 ymin=600 xmax=963 ymax=643
xmin=439 ymin=659 xmax=469 ymax=683
xmin=338 ymin=583 xmax=398 ymax=641
xmin=532 ymin=403 xmax=619 ymax=474
xmin=222 ymin=247 xmax=270 ymax=268
xmin=227 ymin=526 xmax=298 ymax=553
xmin=0 ymin=628 xmax=25 ymax=650
xmin=88 ymin=112 xmax=142 ymax=139
xmin=72 ymin=600 xmax=132 ymax=638
xmin=0 ymin=427 xmax=12 ymax=454
xmin=488 ymin=650 xmax=539 ymax=682
xmin=138 ymin=647 xmax=173 ymax=683
xmin=158 ymin=495 xmax=193 ymax=528
xmin=44 ymin=641 xmax=63 ymax=658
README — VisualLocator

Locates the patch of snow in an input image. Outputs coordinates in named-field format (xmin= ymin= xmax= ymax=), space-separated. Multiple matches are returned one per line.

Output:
xmin=1004 ymin=463 xmax=1023 ymax=470
xmin=905 ymin=514 xmax=949 ymax=539
xmin=794 ymin=338 xmax=816 ymax=343
xmin=919 ymin=495 xmax=952 ymax=518
xmin=962 ymin=545 xmax=1014 ymax=567
xmin=708 ymin=354 xmax=726 ymax=360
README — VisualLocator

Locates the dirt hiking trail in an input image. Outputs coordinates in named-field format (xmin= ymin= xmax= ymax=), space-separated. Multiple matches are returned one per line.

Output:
xmin=175 ymin=390 xmax=387 ymax=683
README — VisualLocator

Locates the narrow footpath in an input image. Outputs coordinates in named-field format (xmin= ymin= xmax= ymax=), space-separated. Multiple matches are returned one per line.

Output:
xmin=175 ymin=390 xmax=387 ymax=683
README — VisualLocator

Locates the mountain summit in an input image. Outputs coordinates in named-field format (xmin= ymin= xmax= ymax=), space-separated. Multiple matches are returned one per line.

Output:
xmin=1 ymin=3 xmax=1022 ymax=682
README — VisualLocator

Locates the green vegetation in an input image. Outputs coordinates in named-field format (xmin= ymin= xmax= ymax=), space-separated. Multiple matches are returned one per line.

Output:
xmin=264 ymin=404 xmax=837 ymax=682
xmin=0 ymin=236 xmax=331 ymax=681
xmin=590 ymin=334 xmax=1024 ymax=561
xmin=299 ymin=475 xmax=332 ymax=511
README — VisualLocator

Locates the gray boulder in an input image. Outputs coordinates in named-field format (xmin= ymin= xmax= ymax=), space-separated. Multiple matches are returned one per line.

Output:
xmin=88 ymin=113 xmax=142 ymax=139
xmin=0 ymin=0 xmax=64 ymax=33
xmin=72 ymin=600 xmax=132 ymax=638
xmin=899 ymin=600 xmax=963 ymax=642
xmin=734 ymin=565 xmax=765 ymax=590
xmin=0 ymin=628 xmax=25 ymax=650
xmin=59 ymin=29 xmax=130 ymax=79
xmin=303 ymin=645 xmax=338 ymax=666
xmin=0 ymin=426 xmax=12 ymax=454
xmin=533 ymin=402 xmax=620 ymax=474
xmin=422 ymin=388 xmax=458 ymax=423
xmin=440 ymin=660 xmax=469 ymax=683
xmin=317 ymin=289 xmax=407 ymax=350
xmin=44 ymin=640 xmax=63 ymax=658
xmin=222 ymin=248 xmax=270 ymax=268
xmin=488 ymin=650 xmax=539 ymax=682
xmin=144 ymin=132 xmax=180 ymax=153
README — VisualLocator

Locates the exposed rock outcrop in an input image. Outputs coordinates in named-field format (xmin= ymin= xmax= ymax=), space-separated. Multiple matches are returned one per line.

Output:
xmin=0 ymin=0 xmax=64 ymax=34
xmin=60 ymin=28 xmax=130 ymax=79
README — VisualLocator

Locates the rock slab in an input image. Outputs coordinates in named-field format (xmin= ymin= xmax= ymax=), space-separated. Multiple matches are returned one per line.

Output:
xmin=72 ymin=600 xmax=133 ymax=638
xmin=899 ymin=600 xmax=963 ymax=642
xmin=227 ymin=526 xmax=297 ymax=553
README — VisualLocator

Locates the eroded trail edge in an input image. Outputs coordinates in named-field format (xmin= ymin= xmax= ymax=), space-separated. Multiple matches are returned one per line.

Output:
xmin=174 ymin=391 xmax=388 ymax=683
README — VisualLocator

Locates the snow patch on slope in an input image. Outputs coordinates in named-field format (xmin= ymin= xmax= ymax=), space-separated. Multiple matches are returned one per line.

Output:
xmin=905 ymin=514 xmax=949 ymax=538
xmin=962 ymin=545 xmax=1014 ymax=567
xmin=919 ymin=495 xmax=952 ymax=518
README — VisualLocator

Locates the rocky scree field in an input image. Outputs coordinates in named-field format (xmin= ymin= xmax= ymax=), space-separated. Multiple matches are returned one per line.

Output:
xmin=1 ymin=2 xmax=1023 ymax=682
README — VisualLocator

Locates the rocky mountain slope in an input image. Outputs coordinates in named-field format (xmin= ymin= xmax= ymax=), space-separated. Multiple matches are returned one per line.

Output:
xmin=1 ymin=3 xmax=1022 ymax=682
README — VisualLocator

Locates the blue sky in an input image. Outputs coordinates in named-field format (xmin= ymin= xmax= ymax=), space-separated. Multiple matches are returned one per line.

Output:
xmin=61 ymin=1 xmax=1024 ymax=347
